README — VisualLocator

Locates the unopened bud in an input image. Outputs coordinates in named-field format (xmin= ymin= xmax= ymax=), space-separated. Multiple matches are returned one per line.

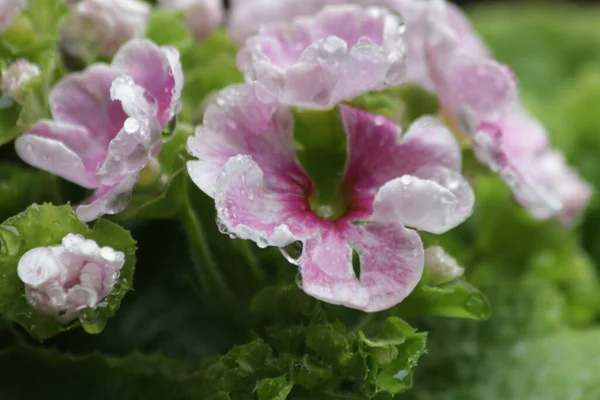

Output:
xmin=1 ymin=59 xmax=40 ymax=103
xmin=424 ymin=246 xmax=464 ymax=285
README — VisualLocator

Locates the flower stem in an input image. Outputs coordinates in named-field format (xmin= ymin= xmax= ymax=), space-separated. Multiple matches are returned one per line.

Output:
xmin=178 ymin=202 xmax=232 ymax=300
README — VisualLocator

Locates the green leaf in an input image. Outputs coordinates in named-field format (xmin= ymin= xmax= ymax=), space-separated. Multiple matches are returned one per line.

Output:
xmin=394 ymin=272 xmax=492 ymax=320
xmin=256 ymin=376 xmax=293 ymax=400
xmin=0 ymin=204 xmax=136 ymax=341
xmin=0 ymin=163 xmax=61 ymax=222
xmin=359 ymin=317 xmax=427 ymax=395
xmin=0 ymin=0 xmax=68 ymax=59
xmin=0 ymin=51 xmax=62 ymax=145
xmin=146 ymin=9 xmax=193 ymax=51
xmin=0 ymin=344 xmax=204 ymax=400
xmin=179 ymin=30 xmax=243 ymax=123
xmin=83 ymin=219 xmax=137 ymax=334
xmin=346 ymin=84 xmax=439 ymax=128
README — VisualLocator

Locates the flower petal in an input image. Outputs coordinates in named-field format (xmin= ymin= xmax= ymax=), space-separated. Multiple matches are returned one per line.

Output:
xmin=15 ymin=121 xmax=102 ymax=188
xmin=427 ymin=29 xmax=518 ymax=132
xmin=95 ymin=75 xmax=161 ymax=186
xmin=213 ymin=155 xmax=318 ymax=248
xmin=49 ymin=65 xmax=126 ymax=145
xmin=300 ymin=221 xmax=423 ymax=312
xmin=474 ymin=108 xmax=592 ymax=225
xmin=186 ymin=84 xmax=307 ymax=197
xmin=371 ymin=166 xmax=474 ymax=234
xmin=111 ymin=39 xmax=183 ymax=127
xmin=444 ymin=1 xmax=489 ymax=58
xmin=238 ymin=4 xmax=406 ymax=108
xmin=342 ymin=106 xmax=462 ymax=192
xmin=76 ymin=174 xmax=138 ymax=222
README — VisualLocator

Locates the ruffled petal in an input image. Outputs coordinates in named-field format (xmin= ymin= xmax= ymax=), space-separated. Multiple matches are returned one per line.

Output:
xmin=15 ymin=121 xmax=102 ymax=189
xmin=213 ymin=155 xmax=319 ymax=248
xmin=371 ymin=165 xmax=474 ymax=234
xmin=474 ymin=108 xmax=591 ymax=224
xmin=186 ymin=84 xmax=308 ymax=197
xmin=49 ymin=65 xmax=126 ymax=145
xmin=342 ymin=106 xmax=462 ymax=191
xmin=238 ymin=4 xmax=406 ymax=108
xmin=427 ymin=25 xmax=518 ymax=132
xmin=112 ymin=39 xmax=183 ymax=127
xmin=300 ymin=221 xmax=423 ymax=312
xmin=95 ymin=75 xmax=161 ymax=186
xmin=76 ymin=174 xmax=138 ymax=222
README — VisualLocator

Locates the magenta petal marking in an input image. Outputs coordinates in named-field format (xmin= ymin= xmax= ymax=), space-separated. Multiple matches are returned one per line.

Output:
xmin=341 ymin=107 xmax=462 ymax=192
xmin=186 ymin=84 xmax=306 ymax=198
xmin=214 ymin=155 xmax=318 ymax=248
xmin=300 ymin=221 xmax=423 ymax=312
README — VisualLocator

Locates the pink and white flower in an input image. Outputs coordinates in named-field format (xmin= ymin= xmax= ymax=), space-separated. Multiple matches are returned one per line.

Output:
xmin=62 ymin=0 xmax=151 ymax=58
xmin=187 ymin=84 xmax=473 ymax=311
xmin=237 ymin=4 xmax=407 ymax=109
xmin=230 ymin=0 xmax=486 ymax=91
xmin=159 ymin=0 xmax=224 ymax=41
xmin=17 ymin=234 xmax=125 ymax=323
xmin=16 ymin=39 xmax=183 ymax=222
xmin=0 ymin=0 xmax=24 ymax=34
xmin=1 ymin=59 xmax=40 ymax=103
xmin=428 ymin=25 xmax=591 ymax=224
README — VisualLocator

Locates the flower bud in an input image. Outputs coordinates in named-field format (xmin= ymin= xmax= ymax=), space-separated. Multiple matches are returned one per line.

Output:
xmin=424 ymin=246 xmax=464 ymax=285
xmin=1 ymin=59 xmax=40 ymax=103
xmin=62 ymin=0 xmax=151 ymax=59
xmin=159 ymin=0 xmax=223 ymax=41
xmin=17 ymin=233 xmax=125 ymax=323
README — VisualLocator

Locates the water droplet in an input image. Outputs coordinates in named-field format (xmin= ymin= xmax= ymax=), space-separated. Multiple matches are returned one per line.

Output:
xmin=295 ymin=272 xmax=303 ymax=288
xmin=393 ymin=369 xmax=409 ymax=381
xmin=400 ymin=175 xmax=412 ymax=185
xmin=79 ymin=307 xmax=100 ymax=324
xmin=123 ymin=117 xmax=140 ymax=133
xmin=281 ymin=241 xmax=303 ymax=265
xmin=111 ymin=270 xmax=120 ymax=281
xmin=464 ymin=293 xmax=491 ymax=320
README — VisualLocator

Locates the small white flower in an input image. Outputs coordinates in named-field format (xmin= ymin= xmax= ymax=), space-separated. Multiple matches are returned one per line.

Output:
xmin=1 ymin=59 xmax=41 ymax=103
xmin=424 ymin=246 xmax=464 ymax=285
xmin=17 ymin=233 xmax=125 ymax=323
